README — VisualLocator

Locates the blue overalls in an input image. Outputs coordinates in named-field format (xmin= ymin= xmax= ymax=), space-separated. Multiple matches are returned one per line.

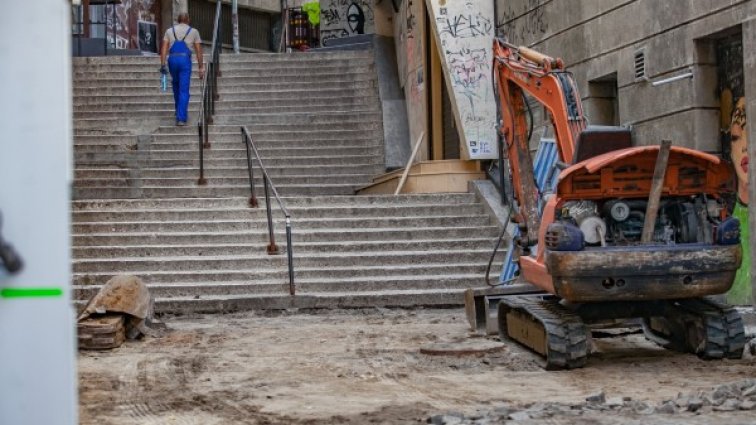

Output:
xmin=168 ymin=26 xmax=194 ymax=123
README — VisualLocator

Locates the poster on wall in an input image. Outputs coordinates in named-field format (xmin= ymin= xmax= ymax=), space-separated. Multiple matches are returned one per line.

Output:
xmin=138 ymin=20 xmax=158 ymax=53
xmin=717 ymin=33 xmax=751 ymax=306
xmin=427 ymin=0 xmax=498 ymax=160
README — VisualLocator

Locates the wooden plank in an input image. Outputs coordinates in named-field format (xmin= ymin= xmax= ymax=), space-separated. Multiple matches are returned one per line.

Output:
xmin=394 ymin=132 xmax=425 ymax=195
xmin=641 ymin=139 xmax=672 ymax=243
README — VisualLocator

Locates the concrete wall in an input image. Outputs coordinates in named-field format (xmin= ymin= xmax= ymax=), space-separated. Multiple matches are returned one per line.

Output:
xmin=494 ymin=0 xmax=755 ymax=153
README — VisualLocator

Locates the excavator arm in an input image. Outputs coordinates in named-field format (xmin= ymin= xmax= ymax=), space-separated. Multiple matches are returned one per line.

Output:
xmin=492 ymin=39 xmax=586 ymax=244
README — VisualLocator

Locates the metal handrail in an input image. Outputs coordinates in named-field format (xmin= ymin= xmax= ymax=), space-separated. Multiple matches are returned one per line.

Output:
xmin=241 ymin=126 xmax=295 ymax=296
xmin=196 ymin=0 xmax=223 ymax=185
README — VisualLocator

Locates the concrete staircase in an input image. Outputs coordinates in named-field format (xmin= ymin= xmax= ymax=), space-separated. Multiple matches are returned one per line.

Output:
xmin=71 ymin=51 xmax=503 ymax=313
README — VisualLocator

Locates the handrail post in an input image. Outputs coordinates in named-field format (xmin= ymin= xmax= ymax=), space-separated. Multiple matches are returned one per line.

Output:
xmin=286 ymin=217 xmax=295 ymax=295
xmin=197 ymin=122 xmax=207 ymax=185
xmin=242 ymin=129 xmax=259 ymax=208
xmin=263 ymin=174 xmax=279 ymax=255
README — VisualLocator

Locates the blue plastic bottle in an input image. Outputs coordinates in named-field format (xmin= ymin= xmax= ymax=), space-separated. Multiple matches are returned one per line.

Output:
xmin=161 ymin=73 xmax=168 ymax=92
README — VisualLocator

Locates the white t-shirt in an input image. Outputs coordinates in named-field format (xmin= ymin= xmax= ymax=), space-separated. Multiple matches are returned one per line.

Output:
xmin=163 ymin=23 xmax=202 ymax=54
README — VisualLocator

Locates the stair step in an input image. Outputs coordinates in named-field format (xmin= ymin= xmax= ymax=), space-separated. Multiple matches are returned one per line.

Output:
xmin=72 ymin=225 xmax=497 ymax=246
xmin=72 ymin=238 xmax=494 ymax=257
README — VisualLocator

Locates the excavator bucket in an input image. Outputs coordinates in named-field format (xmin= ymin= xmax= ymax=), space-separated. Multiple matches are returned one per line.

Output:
xmin=78 ymin=275 xmax=158 ymax=340
xmin=78 ymin=275 xmax=152 ymax=321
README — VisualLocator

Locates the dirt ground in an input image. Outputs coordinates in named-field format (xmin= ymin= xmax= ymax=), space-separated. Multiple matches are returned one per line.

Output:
xmin=78 ymin=308 xmax=756 ymax=425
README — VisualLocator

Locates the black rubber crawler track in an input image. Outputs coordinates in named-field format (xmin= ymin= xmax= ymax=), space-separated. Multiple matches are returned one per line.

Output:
xmin=498 ymin=295 xmax=589 ymax=370
xmin=642 ymin=297 xmax=746 ymax=359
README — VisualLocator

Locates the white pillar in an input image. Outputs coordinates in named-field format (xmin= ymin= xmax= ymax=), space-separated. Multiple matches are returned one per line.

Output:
xmin=0 ymin=1 xmax=77 ymax=424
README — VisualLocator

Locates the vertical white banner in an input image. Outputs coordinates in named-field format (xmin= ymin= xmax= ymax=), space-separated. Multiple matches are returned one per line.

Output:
xmin=0 ymin=1 xmax=77 ymax=424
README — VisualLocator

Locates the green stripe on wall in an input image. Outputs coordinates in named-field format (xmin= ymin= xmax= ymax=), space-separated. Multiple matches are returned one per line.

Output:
xmin=1 ymin=288 xmax=64 ymax=299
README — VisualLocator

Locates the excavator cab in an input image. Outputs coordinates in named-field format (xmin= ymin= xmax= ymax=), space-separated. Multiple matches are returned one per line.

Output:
xmin=573 ymin=126 xmax=633 ymax=164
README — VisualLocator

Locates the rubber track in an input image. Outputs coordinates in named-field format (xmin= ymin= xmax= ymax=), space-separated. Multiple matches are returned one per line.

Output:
xmin=499 ymin=295 xmax=589 ymax=370
xmin=676 ymin=298 xmax=746 ymax=359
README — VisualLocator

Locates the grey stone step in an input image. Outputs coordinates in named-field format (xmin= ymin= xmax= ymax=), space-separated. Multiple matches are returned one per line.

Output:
xmin=73 ymin=78 xmax=204 ymax=88
xmin=75 ymin=57 xmax=374 ymax=73
xmin=113 ymin=138 xmax=380 ymax=151
xmin=214 ymin=87 xmax=377 ymax=101
xmin=75 ymin=64 xmax=375 ymax=80
xmin=216 ymin=80 xmax=376 ymax=93
xmin=71 ymin=193 xmax=478 ymax=210
xmin=218 ymin=51 xmax=374 ymax=62
xmin=75 ymin=154 xmax=382 ymax=168
xmin=72 ymin=184 xmax=360 ymax=199
xmin=214 ymin=99 xmax=381 ymax=113
xmin=214 ymin=111 xmax=382 ymax=125
xmin=72 ymin=238 xmax=494 ymax=257
xmin=74 ymin=106 xmax=200 ymax=117
xmin=73 ymin=174 xmax=375 ymax=188
xmin=74 ymin=87 xmax=203 ymax=96
xmin=215 ymin=72 xmax=376 ymax=85
xmin=75 ymin=145 xmax=382 ymax=161
xmin=72 ymin=274 xmax=483 ymax=301
xmin=73 ymin=99 xmax=200 ymax=110
xmin=72 ymin=51 xmax=372 ymax=66
xmin=71 ymin=225 xmax=498 ymax=247
xmin=72 ymin=203 xmax=485 ymax=222
xmin=72 ymin=214 xmax=489 ymax=234
xmin=75 ymin=130 xmax=382 ymax=145
xmin=75 ymin=117 xmax=383 ymax=132
xmin=74 ymin=164 xmax=383 ymax=179
xmin=74 ymin=93 xmax=376 ymax=108
xmin=73 ymin=249 xmax=498 ymax=273
xmin=147 ymin=290 xmax=463 ymax=313
xmin=72 ymin=262 xmax=489 ymax=286
xmin=148 ymin=290 xmax=466 ymax=313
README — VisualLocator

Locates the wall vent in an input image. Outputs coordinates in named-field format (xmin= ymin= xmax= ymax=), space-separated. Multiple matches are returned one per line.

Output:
xmin=634 ymin=49 xmax=646 ymax=80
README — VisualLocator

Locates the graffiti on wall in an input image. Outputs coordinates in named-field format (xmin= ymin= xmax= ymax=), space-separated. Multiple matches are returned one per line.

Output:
xmin=104 ymin=0 xmax=160 ymax=52
xmin=430 ymin=0 xmax=497 ymax=159
xmin=320 ymin=0 xmax=375 ymax=45
xmin=496 ymin=0 xmax=548 ymax=43
xmin=717 ymin=33 xmax=751 ymax=305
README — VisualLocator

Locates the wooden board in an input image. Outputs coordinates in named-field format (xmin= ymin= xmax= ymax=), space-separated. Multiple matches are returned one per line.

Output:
xmin=78 ymin=314 xmax=126 ymax=350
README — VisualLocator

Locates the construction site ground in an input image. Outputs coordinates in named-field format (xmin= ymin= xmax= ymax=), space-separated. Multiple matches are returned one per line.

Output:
xmin=78 ymin=307 xmax=756 ymax=425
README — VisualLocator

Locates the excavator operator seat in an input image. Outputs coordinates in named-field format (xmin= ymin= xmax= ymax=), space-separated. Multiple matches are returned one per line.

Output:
xmin=573 ymin=125 xmax=633 ymax=164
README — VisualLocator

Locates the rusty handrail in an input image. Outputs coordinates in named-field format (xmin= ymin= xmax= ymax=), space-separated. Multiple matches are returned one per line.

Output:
xmin=196 ymin=0 xmax=223 ymax=185
xmin=241 ymin=126 xmax=295 ymax=296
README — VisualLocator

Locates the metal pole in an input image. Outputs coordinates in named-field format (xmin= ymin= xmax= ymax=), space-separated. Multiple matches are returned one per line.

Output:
xmin=242 ymin=130 xmax=258 ymax=208
xmin=286 ymin=217 xmax=295 ymax=295
xmin=0 ymin=0 xmax=77 ymax=423
xmin=263 ymin=175 xmax=279 ymax=255
xmin=232 ymin=0 xmax=240 ymax=53
xmin=197 ymin=122 xmax=207 ymax=186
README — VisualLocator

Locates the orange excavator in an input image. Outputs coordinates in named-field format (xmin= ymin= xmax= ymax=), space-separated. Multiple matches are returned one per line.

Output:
xmin=489 ymin=39 xmax=746 ymax=369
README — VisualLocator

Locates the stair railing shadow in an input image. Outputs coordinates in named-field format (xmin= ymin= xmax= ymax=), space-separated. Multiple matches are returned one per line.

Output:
xmin=196 ymin=0 xmax=223 ymax=185
xmin=241 ymin=126 xmax=296 ymax=296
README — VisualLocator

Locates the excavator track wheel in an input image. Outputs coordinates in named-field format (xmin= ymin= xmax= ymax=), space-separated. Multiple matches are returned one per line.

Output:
xmin=497 ymin=295 xmax=589 ymax=370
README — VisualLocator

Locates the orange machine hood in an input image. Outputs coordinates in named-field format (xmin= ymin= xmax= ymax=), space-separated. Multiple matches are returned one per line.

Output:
xmin=556 ymin=146 xmax=733 ymax=200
